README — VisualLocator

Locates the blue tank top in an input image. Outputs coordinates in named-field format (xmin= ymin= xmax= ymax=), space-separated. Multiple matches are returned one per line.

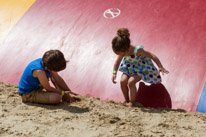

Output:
xmin=18 ymin=58 xmax=51 ymax=94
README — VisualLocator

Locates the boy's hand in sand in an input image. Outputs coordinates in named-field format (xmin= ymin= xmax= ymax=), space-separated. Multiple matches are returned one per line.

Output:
xmin=68 ymin=91 xmax=79 ymax=96
xmin=63 ymin=91 xmax=80 ymax=103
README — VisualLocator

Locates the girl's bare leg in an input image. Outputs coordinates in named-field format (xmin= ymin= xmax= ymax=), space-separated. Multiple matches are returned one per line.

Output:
xmin=120 ymin=73 xmax=130 ymax=103
xmin=127 ymin=75 xmax=141 ymax=106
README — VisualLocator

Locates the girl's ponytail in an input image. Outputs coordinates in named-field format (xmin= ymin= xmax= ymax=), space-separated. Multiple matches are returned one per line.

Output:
xmin=117 ymin=28 xmax=130 ymax=39
xmin=112 ymin=28 xmax=131 ymax=52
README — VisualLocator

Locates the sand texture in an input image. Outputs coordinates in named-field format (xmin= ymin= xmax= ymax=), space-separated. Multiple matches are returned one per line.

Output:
xmin=1 ymin=82 xmax=206 ymax=137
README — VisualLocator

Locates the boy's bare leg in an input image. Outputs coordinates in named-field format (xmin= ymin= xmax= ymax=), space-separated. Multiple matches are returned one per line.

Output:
xmin=39 ymin=85 xmax=62 ymax=104
xmin=49 ymin=93 xmax=62 ymax=104
xmin=120 ymin=73 xmax=130 ymax=104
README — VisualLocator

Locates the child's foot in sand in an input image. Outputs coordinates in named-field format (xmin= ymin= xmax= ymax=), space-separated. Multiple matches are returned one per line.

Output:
xmin=63 ymin=93 xmax=81 ymax=103
xmin=123 ymin=101 xmax=144 ymax=107
xmin=123 ymin=101 xmax=133 ymax=107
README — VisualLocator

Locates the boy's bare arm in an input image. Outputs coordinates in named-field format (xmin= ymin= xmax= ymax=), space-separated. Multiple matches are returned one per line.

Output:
xmin=33 ymin=70 xmax=61 ymax=94
xmin=50 ymin=71 xmax=71 ymax=91
xmin=51 ymin=71 xmax=79 ymax=96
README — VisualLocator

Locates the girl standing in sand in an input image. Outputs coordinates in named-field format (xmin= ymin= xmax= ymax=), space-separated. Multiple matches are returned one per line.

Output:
xmin=111 ymin=28 xmax=169 ymax=107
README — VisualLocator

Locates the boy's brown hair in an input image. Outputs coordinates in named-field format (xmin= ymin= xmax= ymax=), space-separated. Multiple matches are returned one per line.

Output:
xmin=42 ymin=50 xmax=67 ymax=71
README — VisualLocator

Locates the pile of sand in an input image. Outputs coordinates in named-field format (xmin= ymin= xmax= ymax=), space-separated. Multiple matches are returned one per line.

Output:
xmin=1 ymin=82 xmax=206 ymax=137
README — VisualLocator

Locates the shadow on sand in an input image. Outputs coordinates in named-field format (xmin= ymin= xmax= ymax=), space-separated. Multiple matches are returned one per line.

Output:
xmin=23 ymin=101 xmax=89 ymax=114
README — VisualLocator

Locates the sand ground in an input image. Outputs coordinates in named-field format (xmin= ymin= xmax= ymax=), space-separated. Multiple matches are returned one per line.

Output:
xmin=1 ymin=82 xmax=206 ymax=137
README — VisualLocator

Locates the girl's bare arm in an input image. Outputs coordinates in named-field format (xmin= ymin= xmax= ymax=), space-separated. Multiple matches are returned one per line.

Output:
xmin=137 ymin=48 xmax=169 ymax=74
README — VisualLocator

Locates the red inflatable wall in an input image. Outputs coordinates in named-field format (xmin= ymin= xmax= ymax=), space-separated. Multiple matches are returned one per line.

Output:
xmin=0 ymin=0 xmax=205 ymax=111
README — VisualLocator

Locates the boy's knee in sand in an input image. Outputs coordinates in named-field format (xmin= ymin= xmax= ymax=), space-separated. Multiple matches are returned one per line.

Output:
xmin=49 ymin=93 xmax=61 ymax=104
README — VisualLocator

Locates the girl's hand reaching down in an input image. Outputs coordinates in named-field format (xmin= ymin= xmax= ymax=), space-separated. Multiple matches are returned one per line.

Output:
xmin=112 ymin=74 xmax=117 ymax=84
xmin=159 ymin=67 xmax=169 ymax=75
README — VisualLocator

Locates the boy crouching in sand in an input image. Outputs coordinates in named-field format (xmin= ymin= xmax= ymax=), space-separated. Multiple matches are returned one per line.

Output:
xmin=18 ymin=49 xmax=80 ymax=104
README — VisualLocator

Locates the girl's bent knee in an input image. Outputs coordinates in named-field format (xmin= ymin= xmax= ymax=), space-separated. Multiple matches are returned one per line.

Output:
xmin=120 ymin=79 xmax=128 ymax=86
xmin=128 ymin=81 xmax=136 ymax=88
